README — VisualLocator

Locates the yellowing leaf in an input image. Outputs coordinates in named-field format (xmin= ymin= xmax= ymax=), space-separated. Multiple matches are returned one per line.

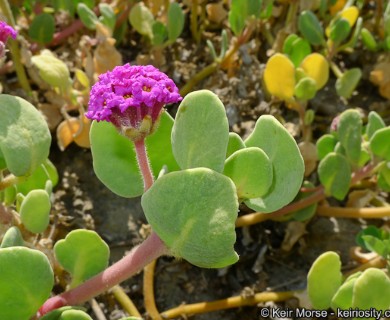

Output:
xmin=56 ymin=116 xmax=91 ymax=151
xmin=264 ymin=53 xmax=295 ymax=101
xmin=300 ymin=53 xmax=329 ymax=90
xmin=340 ymin=6 xmax=359 ymax=27
xmin=329 ymin=0 xmax=346 ymax=15
xmin=370 ymin=60 xmax=390 ymax=100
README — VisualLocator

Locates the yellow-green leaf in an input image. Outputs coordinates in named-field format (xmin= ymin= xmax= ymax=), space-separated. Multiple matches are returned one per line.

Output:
xmin=300 ymin=53 xmax=329 ymax=90
xmin=340 ymin=6 xmax=359 ymax=27
xmin=263 ymin=53 xmax=295 ymax=101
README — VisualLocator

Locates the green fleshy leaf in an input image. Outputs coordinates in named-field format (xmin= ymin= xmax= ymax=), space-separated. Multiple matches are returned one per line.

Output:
xmin=307 ymin=251 xmax=342 ymax=309
xmin=331 ymin=272 xmax=361 ymax=310
xmin=20 ymin=189 xmax=51 ymax=234
xmin=228 ymin=0 xmax=261 ymax=36
xmin=90 ymin=111 xmax=179 ymax=198
xmin=294 ymin=77 xmax=317 ymax=100
xmin=379 ymin=163 xmax=390 ymax=187
xmin=361 ymin=235 xmax=389 ymax=258
xmin=98 ymin=3 xmax=116 ymax=32
xmin=298 ymin=11 xmax=325 ymax=46
xmin=77 ymin=3 xmax=99 ymax=30
xmin=318 ymin=152 xmax=351 ymax=200
xmin=226 ymin=132 xmax=245 ymax=158
xmin=337 ymin=109 xmax=362 ymax=164
xmin=15 ymin=159 xmax=58 ymax=196
xmin=244 ymin=115 xmax=304 ymax=213
xmin=142 ymin=168 xmax=238 ymax=268
xmin=370 ymin=127 xmax=390 ymax=161
xmin=31 ymin=51 xmax=71 ymax=92
xmin=329 ymin=18 xmax=351 ymax=45
xmin=167 ymin=2 xmax=184 ymax=43
xmin=352 ymin=268 xmax=390 ymax=314
xmin=316 ymin=134 xmax=337 ymax=160
xmin=356 ymin=226 xmax=388 ymax=251
xmin=223 ymin=147 xmax=273 ymax=200
xmin=29 ymin=13 xmax=55 ymax=44
xmin=0 ymin=247 xmax=53 ymax=319
xmin=54 ymin=0 xmax=75 ymax=15
xmin=283 ymin=34 xmax=311 ymax=67
xmin=335 ymin=68 xmax=362 ymax=99
xmin=0 ymin=226 xmax=24 ymax=248
xmin=129 ymin=2 xmax=155 ymax=40
xmin=0 ymin=95 xmax=51 ymax=176
xmin=59 ymin=310 xmax=93 ymax=320
xmin=172 ymin=90 xmax=229 ymax=173
xmin=288 ymin=181 xmax=317 ymax=221
xmin=54 ymin=229 xmax=109 ymax=287
xmin=152 ymin=21 xmax=167 ymax=46
xmin=366 ymin=111 xmax=385 ymax=140
xmin=361 ymin=28 xmax=378 ymax=51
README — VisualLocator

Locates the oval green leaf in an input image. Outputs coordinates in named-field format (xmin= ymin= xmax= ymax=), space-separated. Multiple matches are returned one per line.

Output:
xmin=0 ymin=247 xmax=53 ymax=319
xmin=0 ymin=226 xmax=24 ymax=248
xmin=307 ymin=251 xmax=342 ymax=309
xmin=318 ymin=152 xmax=351 ymax=200
xmin=77 ymin=3 xmax=98 ymax=30
xmin=29 ymin=13 xmax=55 ymax=44
xmin=330 ymin=18 xmax=351 ymax=45
xmin=361 ymin=27 xmax=378 ymax=51
xmin=54 ymin=229 xmax=109 ymax=287
xmin=224 ymin=147 xmax=273 ymax=200
xmin=226 ymin=132 xmax=245 ymax=158
xmin=338 ymin=109 xmax=362 ymax=164
xmin=0 ymin=95 xmax=51 ymax=176
xmin=20 ymin=189 xmax=51 ymax=234
xmin=244 ymin=115 xmax=304 ymax=213
xmin=98 ymin=3 xmax=116 ymax=32
xmin=316 ymin=134 xmax=337 ymax=160
xmin=366 ymin=111 xmax=385 ymax=140
xmin=370 ymin=127 xmax=390 ymax=161
xmin=294 ymin=77 xmax=317 ymax=100
xmin=298 ymin=11 xmax=325 ymax=46
xmin=60 ymin=310 xmax=93 ymax=320
xmin=31 ymin=51 xmax=71 ymax=91
xmin=142 ymin=168 xmax=239 ymax=268
xmin=172 ymin=90 xmax=229 ymax=173
xmin=90 ymin=111 xmax=179 ymax=198
xmin=129 ymin=2 xmax=155 ymax=40
xmin=335 ymin=68 xmax=362 ymax=99
xmin=331 ymin=272 xmax=361 ymax=310
xmin=167 ymin=2 xmax=184 ymax=43
xmin=353 ymin=268 xmax=390 ymax=312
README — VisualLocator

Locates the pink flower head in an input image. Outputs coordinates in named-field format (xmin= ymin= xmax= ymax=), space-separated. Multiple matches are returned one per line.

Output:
xmin=86 ymin=64 xmax=182 ymax=140
xmin=0 ymin=21 xmax=17 ymax=43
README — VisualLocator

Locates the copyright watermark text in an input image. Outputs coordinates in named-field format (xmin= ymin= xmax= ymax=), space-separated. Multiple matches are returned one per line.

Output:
xmin=259 ymin=307 xmax=386 ymax=319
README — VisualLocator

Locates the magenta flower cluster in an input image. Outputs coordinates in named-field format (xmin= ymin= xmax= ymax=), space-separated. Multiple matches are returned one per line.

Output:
xmin=86 ymin=64 xmax=181 ymax=135
xmin=0 ymin=21 xmax=17 ymax=43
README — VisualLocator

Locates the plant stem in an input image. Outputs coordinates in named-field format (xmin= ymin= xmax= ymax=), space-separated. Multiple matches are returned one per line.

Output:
xmin=111 ymin=285 xmax=142 ymax=318
xmin=134 ymin=138 xmax=154 ymax=192
xmin=143 ymin=259 xmax=162 ymax=320
xmin=160 ymin=291 xmax=298 ymax=318
xmin=38 ymin=232 xmax=168 ymax=317
xmin=0 ymin=174 xmax=24 ymax=191
xmin=317 ymin=205 xmax=390 ymax=218
xmin=0 ymin=0 xmax=31 ymax=93
xmin=235 ymin=162 xmax=377 ymax=228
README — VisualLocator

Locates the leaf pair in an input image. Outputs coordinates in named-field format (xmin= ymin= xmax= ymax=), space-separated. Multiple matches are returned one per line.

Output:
xmin=263 ymin=53 xmax=329 ymax=101
xmin=308 ymin=251 xmax=390 ymax=313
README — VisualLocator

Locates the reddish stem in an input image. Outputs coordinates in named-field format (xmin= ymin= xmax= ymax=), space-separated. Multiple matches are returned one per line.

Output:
xmin=134 ymin=138 xmax=154 ymax=192
xmin=38 ymin=232 xmax=167 ymax=317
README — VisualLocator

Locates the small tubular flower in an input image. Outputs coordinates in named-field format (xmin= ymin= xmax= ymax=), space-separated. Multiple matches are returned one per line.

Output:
xmin=0 ymin=21 xmax=17 ymax=43
xmin=86 ymin=64 xmax=182 ymax=141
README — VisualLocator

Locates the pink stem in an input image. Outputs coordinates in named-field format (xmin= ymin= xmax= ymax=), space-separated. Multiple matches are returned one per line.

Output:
xmin=134 ymin=139 xmax=154 ymax=192
xmin=38 ymin=232 xmax=168 ymax=317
